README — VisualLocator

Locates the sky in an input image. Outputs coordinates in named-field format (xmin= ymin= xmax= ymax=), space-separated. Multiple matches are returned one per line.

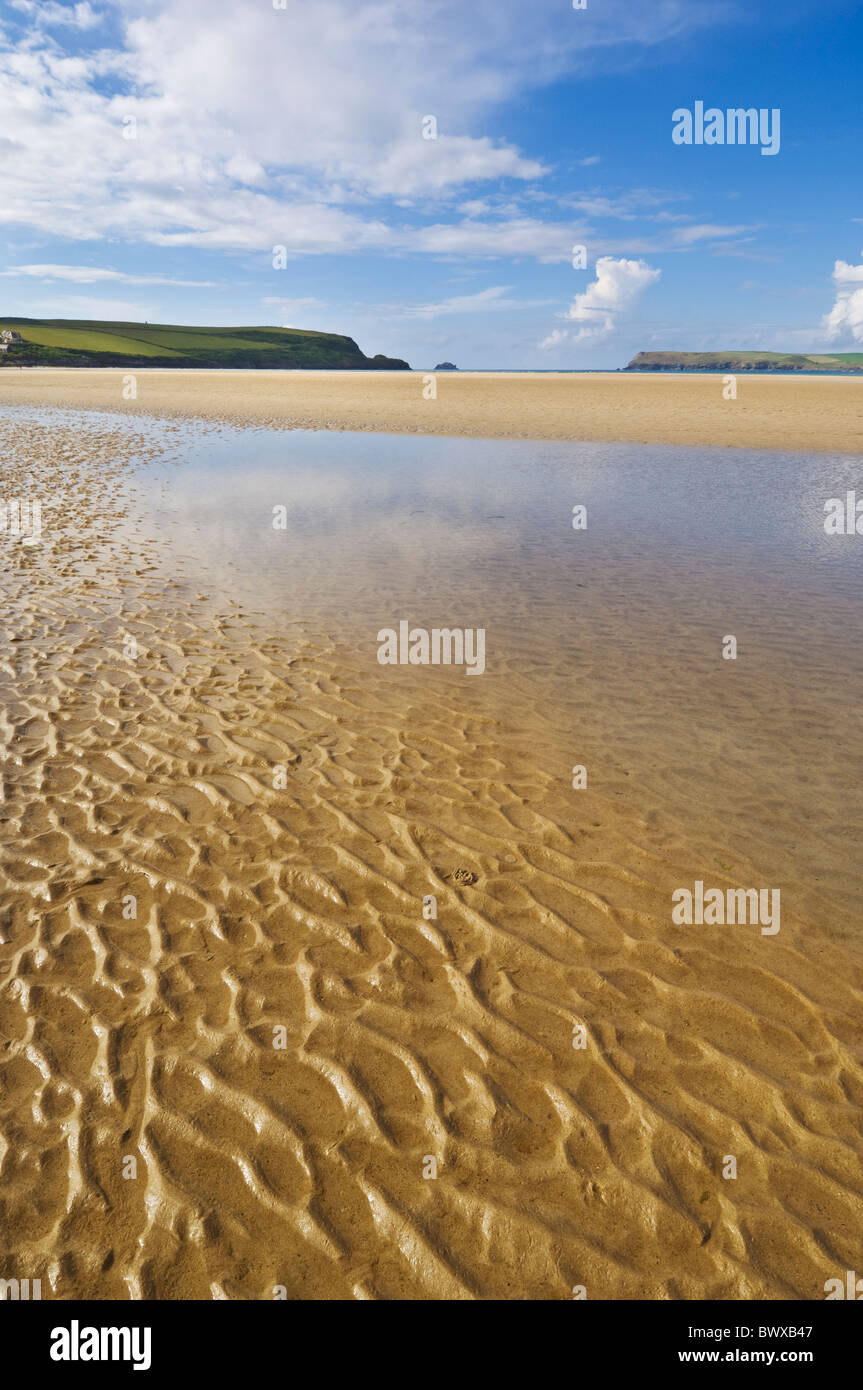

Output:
xmin=0 ymin=0 xmax=861 ymax=368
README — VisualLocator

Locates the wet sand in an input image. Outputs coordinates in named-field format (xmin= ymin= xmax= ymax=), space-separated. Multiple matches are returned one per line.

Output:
xmin=1 ymin=408 xmax=862 ymax=1301
xmin=0 ymin=367 xmax=862 ymax=452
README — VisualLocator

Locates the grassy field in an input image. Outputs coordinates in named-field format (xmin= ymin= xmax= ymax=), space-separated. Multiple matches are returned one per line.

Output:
xmin=0 ymin=318 xmax=410 ymax=370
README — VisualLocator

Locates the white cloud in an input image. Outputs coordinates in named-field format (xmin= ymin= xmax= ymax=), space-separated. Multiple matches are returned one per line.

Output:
xmin=822 ymin=258 xmax=863 ymax=342
xmin=12 ymin=294 xmax=158 ymax=319
xmin=11 ymin=1 xmax=101 ymax=29
xmin=553 ymin=254 xmax=661 ymax=344
xmin=0 ymin=0 xmax=733 ymax=259
xmin=260 ymin=295 xmax=331 ymax=328
xmin=671 ymin=223 xmax=753 ymax=246
xmin=262 ymin=296 xmax=326 ymax=313
xmin=395 ymin=286 xmax=554 ymax=319
xmin=538 ymin=327 xmax=569 ymax=351
xmin=0 ymin=263 xmax=217 ymax=287
xmin=566 ymin=189 xmax=688 ymax=221
xmin=414 ymin=217 xmax=577 ymax=262
xmin=364 ymin=135 xmax=545 ymax=198
xmin=833 ymin=260 xmax=863 ymax=282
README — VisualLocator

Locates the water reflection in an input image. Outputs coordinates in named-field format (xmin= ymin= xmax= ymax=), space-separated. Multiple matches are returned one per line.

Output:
xmin=134 ymin=421 xmax=863 ymax=625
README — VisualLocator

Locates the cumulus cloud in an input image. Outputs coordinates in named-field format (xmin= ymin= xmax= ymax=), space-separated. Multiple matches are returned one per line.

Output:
xmin=538 ymin=327 xmax=570 ymax=351
xmin=823 ymin=258 xmax=863 ymax=342
xmin=563 ymin=255 xmax=661 ymax=341
xmin=0 ymin=0 xmax=731 ymax=259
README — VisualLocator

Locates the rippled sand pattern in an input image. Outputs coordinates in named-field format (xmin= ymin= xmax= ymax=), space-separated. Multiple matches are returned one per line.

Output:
xmin=2 ymin=415 xmax=862 ymax=1301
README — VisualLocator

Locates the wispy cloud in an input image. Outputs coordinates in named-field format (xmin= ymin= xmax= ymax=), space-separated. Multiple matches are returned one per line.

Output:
xmin=12 ymin=294 xmax=159 ymax=319
xmin=10 ymin=0 xmax=102 ymax=29
xmin=671 ymin=223 xmax=754 ymax=245
xmin=1 ymin=264 xmax=218 ymax=287
xmin=393 ymin=286 xmax=555 ymax=319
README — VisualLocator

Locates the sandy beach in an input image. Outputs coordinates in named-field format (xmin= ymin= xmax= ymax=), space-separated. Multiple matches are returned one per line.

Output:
xmin=3 ymin=0 xmax=862 ymax=1347
xmin=0 ymin=368 xmax=862 ymax=452
xmin=1 ymin=398 xmax=862 ymax=1302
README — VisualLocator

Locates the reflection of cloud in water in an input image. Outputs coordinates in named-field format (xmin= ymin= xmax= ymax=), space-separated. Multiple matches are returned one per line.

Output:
xmin=6 ymin=406 xmax=863 ymax=628
xmin=143 ymin=431 xmax=547 ymax=615
xmin=134 ymin=421 xmax=863 ymax=624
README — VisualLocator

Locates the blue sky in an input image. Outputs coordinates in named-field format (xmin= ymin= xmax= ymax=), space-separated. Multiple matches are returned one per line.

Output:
xmin=0 ymin=0 xmax=861 ymax=368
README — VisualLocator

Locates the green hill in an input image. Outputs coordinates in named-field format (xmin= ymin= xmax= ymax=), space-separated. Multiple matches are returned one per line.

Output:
xmin=626 ymin=350 xmax=863 ymax=373
xmin=0 ymin=318 xmax=410 ymax=370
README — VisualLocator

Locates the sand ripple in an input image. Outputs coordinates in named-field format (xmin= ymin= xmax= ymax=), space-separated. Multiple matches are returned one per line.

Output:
xmin=1 ymin=414 xmax=862 ymax=1300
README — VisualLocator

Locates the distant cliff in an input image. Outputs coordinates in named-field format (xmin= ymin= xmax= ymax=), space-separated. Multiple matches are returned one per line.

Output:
xmin=0 ymin=318 xmax=410 ymax=370
xmin=626 ymin=350 xmax=863 ymax=373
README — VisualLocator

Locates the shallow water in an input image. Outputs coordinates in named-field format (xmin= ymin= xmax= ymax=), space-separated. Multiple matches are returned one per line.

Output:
xmin=141 ymin=416 xmax=863 ymax=609
xmin=132 ymin=414 xmax=863 ymax=914
xmin=2 ymin=407 xmax=862 ymax=1301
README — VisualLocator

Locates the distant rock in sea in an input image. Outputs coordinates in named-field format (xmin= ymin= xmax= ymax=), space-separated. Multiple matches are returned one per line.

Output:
xmin=434 ymin=362 xmax=458 ymax=371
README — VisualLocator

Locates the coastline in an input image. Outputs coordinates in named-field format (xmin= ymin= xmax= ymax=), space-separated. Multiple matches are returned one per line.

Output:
xmin=1 ymin=367 xmax=862 ymax=452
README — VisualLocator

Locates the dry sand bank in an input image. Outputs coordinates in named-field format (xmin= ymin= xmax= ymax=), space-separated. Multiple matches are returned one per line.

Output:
xmin=1 ymin=368 xmax=863 ymax=452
